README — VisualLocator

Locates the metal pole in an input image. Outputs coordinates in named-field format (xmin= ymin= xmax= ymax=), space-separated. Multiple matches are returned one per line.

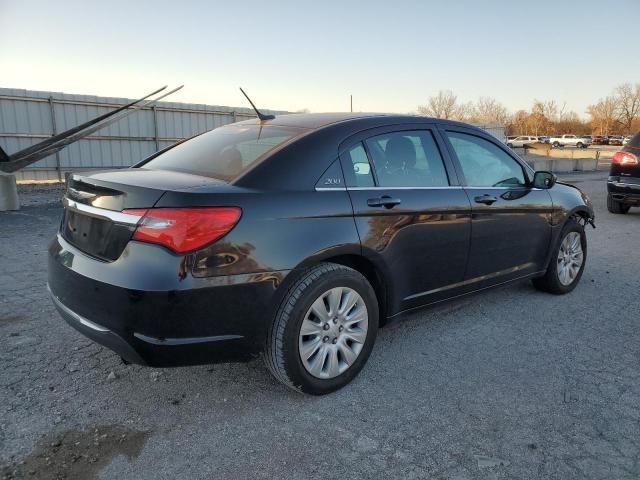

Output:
xmin=350 ymin=95 xmax=353 ymax=113
xmin=152 ymin=106 xmax=160 ymax=151
xmin=48 ymin=96 xmax=62 ymax=182
xmin=232 ymin=111 xmax=237 ymax=123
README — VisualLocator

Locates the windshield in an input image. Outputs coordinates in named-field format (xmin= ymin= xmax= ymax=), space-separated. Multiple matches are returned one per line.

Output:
xmin=143 ymin=124 xmax=305 ymax=181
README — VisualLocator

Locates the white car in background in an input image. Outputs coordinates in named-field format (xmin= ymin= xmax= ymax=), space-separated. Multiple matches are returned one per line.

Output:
xmin=506 ymin=136 xmax=539 ymax=148
xmin=550 ymin=134 xmax=591 ymax=148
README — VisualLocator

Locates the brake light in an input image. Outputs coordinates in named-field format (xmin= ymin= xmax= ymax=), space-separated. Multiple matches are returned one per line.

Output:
xmin=612 ymin=151 xmax=638 ymax=166
xmin=123 ymin=207 xmax=241 ymax=253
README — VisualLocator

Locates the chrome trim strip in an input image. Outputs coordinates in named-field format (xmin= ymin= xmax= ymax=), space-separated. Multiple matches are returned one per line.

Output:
xmin=48 ymin=285 xmax=110 ymax=333
xmin=346 ymin=186 xmax=463 ymax=191
xmin=63 ymin=197 xmax=143 ymax=225
xmin=609 ymin=182 xmax=640 ymax=189
xmin=133 ymin=332 xmax=243 ymax=346
xmin=315 ymin=186 xmax=347 ymax=191
xmin=343 ymin=186 xmax=542 ymax=191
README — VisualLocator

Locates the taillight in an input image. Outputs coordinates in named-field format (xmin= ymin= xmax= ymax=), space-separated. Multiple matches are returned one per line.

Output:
xmin=612 ymin=151 xmax=638 ymax=166
xmin=122 ymin=207 xmax=241 ymax=254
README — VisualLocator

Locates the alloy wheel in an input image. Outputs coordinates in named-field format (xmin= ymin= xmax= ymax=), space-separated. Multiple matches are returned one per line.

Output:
xmin=557 ymin=232 xmax=583 ymax=286
xmin=298 ymin=287 xmax=369 ymax=379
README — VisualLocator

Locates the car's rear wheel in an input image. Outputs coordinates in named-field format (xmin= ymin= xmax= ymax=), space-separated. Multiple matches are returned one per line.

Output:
xmin=265 ymin=263 xmax=378 ymax=395
xmin=532 ymin=218 xmax=586 ymax=294
xmin=507 ymin=142 xmax=514 ymax=148
xmin=552 ymin=141 xmax=560 ymax=148
xmin=607 ymin=194 xmax=630 ymax=214
xmin=576 ymin=142 xmax=584 ymax=148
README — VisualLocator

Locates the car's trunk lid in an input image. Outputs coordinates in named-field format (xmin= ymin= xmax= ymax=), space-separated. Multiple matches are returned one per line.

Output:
xmin=61 ymin=168 xmax=225 ymax=261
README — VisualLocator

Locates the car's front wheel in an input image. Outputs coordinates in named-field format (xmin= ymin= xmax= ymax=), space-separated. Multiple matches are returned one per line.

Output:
xmin=532 ymin=218 xmax=586 ymax=294
xmin=552 ymin=141 xmax=560 ymax=148
xmin=607 ymin=194 xmax=631 ymax=214
xmin=576 ymin=142 xmax=584 ymax=148
xmin=265 ymin=263 xmax=378 ymax=395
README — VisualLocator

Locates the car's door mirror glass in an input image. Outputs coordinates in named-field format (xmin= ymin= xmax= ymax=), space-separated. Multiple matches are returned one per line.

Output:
xmin=532 ymin=171 xmax=556 ymax=189
xmin=353 ymin=162 xmax=370 ymax=175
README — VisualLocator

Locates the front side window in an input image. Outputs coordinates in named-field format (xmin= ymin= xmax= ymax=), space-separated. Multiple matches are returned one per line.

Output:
xmin=446 ymin=131 xmax=526 ymax=187
xmin=144 ymin=124 xmax=303 ymax=181
xmin=363 ymin=131 xmax=449 ymax=187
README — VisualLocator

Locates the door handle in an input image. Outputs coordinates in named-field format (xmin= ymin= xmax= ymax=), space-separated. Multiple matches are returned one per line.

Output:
xmin=367 ymin=195 xmax=401 ymax=209
xmin=474 ymin=194 xmax=498 ymax=205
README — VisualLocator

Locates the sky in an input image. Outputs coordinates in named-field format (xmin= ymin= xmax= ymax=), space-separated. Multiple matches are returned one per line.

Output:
xmin=1 ymin=0 xmax=638 ymax=117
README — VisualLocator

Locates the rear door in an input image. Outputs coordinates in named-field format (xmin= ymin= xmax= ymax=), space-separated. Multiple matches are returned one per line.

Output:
xmin=340 ymin=125 xmax=471 ymax=312
xmin=440 ymin=127 xmax=552 ymax=284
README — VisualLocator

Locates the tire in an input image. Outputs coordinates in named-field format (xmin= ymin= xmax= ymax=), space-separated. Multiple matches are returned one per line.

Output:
xmin=265 ymin=263 xmax=379 ymax=395
xmin=576 ymin=142 xmax=584 ymax=148
xmin=532 ymin=218 xmax=586 ymax=295
xmin=607 ymin=194 xmax=630 ymax=214
xmin=507 ymin=143 xmax=513 ymax=148
xmin=552 ymin=141 xmax=560 ymax=148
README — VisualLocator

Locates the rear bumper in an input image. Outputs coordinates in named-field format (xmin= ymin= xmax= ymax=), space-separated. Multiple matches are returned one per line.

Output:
xmin=48 ymin=234 xmax=290 ymax=367
xmin=607 ymin=179 xmax=640 ymax=205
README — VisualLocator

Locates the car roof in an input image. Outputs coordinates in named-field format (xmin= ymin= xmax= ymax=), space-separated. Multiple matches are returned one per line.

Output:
xmin=232 ymin=112 xmax=471 ymax=131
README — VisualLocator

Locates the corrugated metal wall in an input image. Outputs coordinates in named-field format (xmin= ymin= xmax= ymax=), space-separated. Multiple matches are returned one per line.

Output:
xmin=0 ymin=88 xmax=287 ymax=182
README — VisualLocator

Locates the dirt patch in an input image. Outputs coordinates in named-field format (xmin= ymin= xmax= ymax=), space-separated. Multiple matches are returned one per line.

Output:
xmin=1 ymin=426 xmax=149 ymax=479
xmin=0 ymin=316 xmax=25 ymax=327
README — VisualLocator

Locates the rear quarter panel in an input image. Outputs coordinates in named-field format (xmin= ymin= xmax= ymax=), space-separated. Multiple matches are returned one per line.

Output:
xmin=156 ymin=189 xmax=361 ymax=277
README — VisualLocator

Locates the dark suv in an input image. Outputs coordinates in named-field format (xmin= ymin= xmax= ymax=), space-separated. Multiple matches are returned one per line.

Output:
xmin=48 ymin=113 xmax=594 ymax=394
xmin=607 ymin=131 xmax=640 ymax=214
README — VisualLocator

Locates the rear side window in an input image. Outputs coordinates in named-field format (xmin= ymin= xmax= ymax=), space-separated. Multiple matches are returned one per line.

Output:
xmin=143 ymin=124 xmax=303 ymax=181
xmin=364 ymin=131 xmax=449 ymax=187
xmin=346 ymin=143 xmax=374 ymax=187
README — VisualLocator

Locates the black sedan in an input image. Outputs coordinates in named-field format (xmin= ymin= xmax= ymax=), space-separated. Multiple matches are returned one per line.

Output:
xmin=48 ymin=113 xmax=594 ymax=394
xmin=607 ymin=131 xmax=640 ymax=214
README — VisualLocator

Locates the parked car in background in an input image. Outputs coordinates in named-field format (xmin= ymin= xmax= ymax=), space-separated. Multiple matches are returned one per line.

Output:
xmin=538 ymin=136 xmax=550 ymax=144
xmin=607 ymin=131 xmax=640 ymax=214
xmin=608 ymin=135 xmax=624 ymax=146
xmin=507 ymin=135 xmax=539 ymax=148
xmin=592 ymin=135 xmax=609 ymax=145
xmin=506 ymin=135 xmax=518 ymax=142
xmin=47 ymin=112 xmax=595 ymax=394
xmin=550 ymin=134 xmax=591 ymax=148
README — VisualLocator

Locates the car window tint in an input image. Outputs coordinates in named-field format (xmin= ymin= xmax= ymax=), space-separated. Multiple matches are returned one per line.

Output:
xmin=446 ymin=131 xmax=525 ymax=187
xmin=363 ymin=131 xmax=449 ymax=187
xmin=144 ymin=125 xmax=302 ymax=181
xmin=346 ymin=143 xmax=374 ymax=187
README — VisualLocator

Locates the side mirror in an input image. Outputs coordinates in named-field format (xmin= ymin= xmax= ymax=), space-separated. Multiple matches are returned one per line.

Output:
xmin=532 ymin=171 xmax=556 ymax=189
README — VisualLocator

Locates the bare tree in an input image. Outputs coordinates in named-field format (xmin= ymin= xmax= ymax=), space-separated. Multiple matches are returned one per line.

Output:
xmin=587 ymin=97 xmax=618 ymax=135
xmin=418 ymin=90 xmax=467 ymax=120
xmin=613 ymin=83 xmax=640 ymax=134
xmin=469 ymin=97 xmax=509 ymax=125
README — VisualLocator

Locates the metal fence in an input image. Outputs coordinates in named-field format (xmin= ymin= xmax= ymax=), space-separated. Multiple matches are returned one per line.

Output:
xmin=0 ymin=88 xmax=286 ymax=182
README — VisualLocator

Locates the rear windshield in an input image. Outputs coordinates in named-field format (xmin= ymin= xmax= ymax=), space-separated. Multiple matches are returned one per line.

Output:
xmin=143 ymin=124 xmax=304 ymax=181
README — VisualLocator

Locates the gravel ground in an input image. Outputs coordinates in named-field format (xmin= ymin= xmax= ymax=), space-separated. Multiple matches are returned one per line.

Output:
xmin=1 ymin=172 xmax=639 ymax=479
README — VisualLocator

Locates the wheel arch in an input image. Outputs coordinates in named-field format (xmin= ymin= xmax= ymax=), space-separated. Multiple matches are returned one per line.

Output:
xmin=285 ymin=251 xmax=390 ymax=327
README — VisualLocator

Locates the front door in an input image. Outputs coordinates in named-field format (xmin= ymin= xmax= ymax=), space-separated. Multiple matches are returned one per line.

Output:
xmin=340 ymin=126 xmax=472 ymax=313
xmin=441 ymin=128 xmax=553 ymax=284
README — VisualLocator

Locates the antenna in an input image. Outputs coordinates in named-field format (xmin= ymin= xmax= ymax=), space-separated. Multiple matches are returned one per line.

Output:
xmin=239 ymin=88 xmax=275 ymax=121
